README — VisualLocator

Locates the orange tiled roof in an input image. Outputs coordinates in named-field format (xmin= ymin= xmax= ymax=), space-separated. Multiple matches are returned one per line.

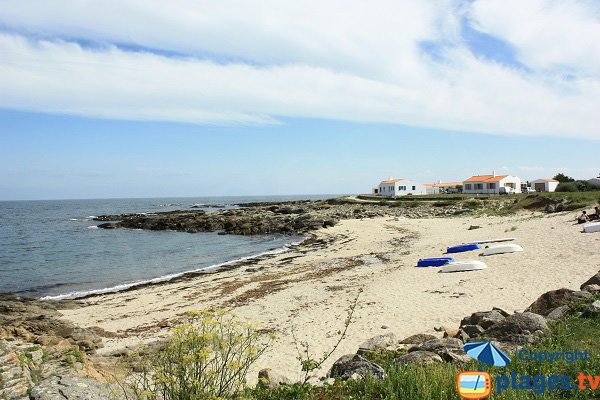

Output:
xmin=539 ymin=178 xmax=558 ymax=182
xmin=464 ymin=175 xmax=508 ymax=183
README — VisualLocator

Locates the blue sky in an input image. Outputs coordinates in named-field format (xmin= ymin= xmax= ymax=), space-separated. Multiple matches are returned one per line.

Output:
xmin=0 ymin=0 xmax=599 ymax=200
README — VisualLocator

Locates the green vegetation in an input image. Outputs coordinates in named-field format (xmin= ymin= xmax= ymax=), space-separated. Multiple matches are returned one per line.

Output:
xmin=553 ymin=173 xmax=575 ymax=183
xmin=246 ymin=309 xmax=600 ymax=399
xmin=64 ymin=346 xmax=85 ymax=368
xmin=123 ymin=310 xmax=272 ymax=400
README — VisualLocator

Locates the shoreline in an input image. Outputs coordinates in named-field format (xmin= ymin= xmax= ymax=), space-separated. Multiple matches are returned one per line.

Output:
xmin=57 ymin=211 xmax=600 ymax=382
xmin=39 ymin=235 xmax=310 ymax=301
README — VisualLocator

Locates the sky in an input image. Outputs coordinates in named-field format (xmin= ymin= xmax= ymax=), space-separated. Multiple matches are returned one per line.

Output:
xmin=0 ymin=0 xmax=599 ymax=200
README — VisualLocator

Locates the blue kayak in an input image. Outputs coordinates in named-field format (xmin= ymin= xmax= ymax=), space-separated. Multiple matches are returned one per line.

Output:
xmin=447 ymin=243 xmax=481 ymax=253
xmin=417 ymin=257 xmax=456 ymax=267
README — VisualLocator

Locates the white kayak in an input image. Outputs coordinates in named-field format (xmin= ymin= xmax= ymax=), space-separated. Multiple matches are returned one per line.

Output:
xmin=480 ymin=244 xmax=523 ymax=256
xmin=440 ymin=260 xmax=487 ymax=273
xmin=583 ymin=222 xmax=600 ymax=233
xmin=475 ymin=237 xmax=516 ymax=244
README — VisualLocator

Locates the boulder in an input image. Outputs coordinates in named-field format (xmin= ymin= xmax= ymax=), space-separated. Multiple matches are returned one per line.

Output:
xmin=525 ymin=289 xmax=590 ymax=316
xmin=399 ymin=333 xmax=437 ymax=345
xmin=484 ymin=312 xmax=548 ymax=343
xmin=327 ymin=354 xmax=385 ymax=381
xmin=396 ymin=351 xmax=443 ymax=366
xmin=460 ymin=310 xmax=505 ymax=329
xmin=546 ymin=305 xmax=571 ymax=321
xmin=357 ymin=333 xmax=397 ymax=355
xmin=582 ymin=284 xmax=600 ymax=294
xmin=580 ymin=271 xmax=600 ymax=290
xmin=582 ymin=301 xmax=600 ymax=318
xmin=461 ymin=325 xmax=485 ymax=338
xmin=258 ymin=368 xmax=292 ymax=389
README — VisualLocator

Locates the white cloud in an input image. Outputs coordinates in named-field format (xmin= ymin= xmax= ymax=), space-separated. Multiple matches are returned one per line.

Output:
xmin=469 ymin=0 xmax=600 ymax=76
xmin=0 ymin=0 xmax=598 ymax=139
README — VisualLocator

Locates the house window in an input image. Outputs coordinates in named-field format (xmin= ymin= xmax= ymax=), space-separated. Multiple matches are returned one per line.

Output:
xmin=488 ymin=183 xmax=496 ymax=189
xmin=412 ymin=186 xmax=416 ymax=190
xmin=474 ymin=184 xmax=483 ymax=190
xmin=465 ymin=184 xmax=472 ymax=190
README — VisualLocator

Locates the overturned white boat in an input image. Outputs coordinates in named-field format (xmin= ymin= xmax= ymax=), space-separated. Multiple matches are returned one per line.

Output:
xmin=480 ymin=243 xmax=523 ymax=256
xmin=475 ymin=237 xmax=516 ymax=244
xmin=583 ymin=222 xmax=600 ymax=233
xmin=440 ymin=260 xmax=487 ymax=273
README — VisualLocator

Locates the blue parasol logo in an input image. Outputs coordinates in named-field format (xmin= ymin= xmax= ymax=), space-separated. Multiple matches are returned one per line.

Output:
xmin=464 ymin=341 xmax=511 ymax=367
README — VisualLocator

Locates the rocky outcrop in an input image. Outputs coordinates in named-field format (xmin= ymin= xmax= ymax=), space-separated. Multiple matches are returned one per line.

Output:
xmin=93 ymin=199 xmax=470 ymax=236
xmin=0 ymin=295 xmax=105 ymax=356
xmin=29 ymin=375 xmax=124 ymax=400
xmin=327 ymin=354 xmax=386 ymax=381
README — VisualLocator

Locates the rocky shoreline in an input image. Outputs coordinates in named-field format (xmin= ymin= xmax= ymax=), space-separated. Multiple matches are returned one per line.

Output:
xmin=1 ymin=270 xmax=598 ymax=399
xmin=93 ymin=199 xmax=471 ymax=235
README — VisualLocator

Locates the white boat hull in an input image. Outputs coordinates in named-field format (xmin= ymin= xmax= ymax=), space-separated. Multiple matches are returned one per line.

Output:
xmin=480 ymin=244 xmax=523 ymax=256
xmin=475 ymin=237 xmax=516 ymax=244
xmin=583 ymin=222 xmax=600 ymax=233
xmin=441 ymin=260 xmax=487 ymax=273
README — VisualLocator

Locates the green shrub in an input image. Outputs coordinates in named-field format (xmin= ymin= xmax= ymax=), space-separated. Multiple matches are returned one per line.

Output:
xmin=463 ymin=200 xmax=482 ymax=209
xmin=556 ymin=182 xmax=578 ymax=192
xmin=124 ymin=310 xmax=271 ymax=400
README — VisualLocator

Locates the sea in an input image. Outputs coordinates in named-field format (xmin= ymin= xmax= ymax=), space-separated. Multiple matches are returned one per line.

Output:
xmin=0 ymin=195 xmax=335 ymax=300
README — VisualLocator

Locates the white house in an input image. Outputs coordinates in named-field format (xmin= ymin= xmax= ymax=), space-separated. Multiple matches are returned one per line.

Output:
xmin=374 ymin=178 xmax=427 ymax=197
xmin=530 ymin=178 xmax=559 ymax=192
xmin=462 ymin=174 xmax=522 ymax=194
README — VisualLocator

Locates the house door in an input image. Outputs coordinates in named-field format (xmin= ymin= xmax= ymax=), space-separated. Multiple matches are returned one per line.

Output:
xmin=534 ymin=183 xmax=545 ymax=192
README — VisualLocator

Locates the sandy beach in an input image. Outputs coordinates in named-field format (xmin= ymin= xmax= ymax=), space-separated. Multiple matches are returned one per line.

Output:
xmin=61 ymin=211 xmax=600 ymax=383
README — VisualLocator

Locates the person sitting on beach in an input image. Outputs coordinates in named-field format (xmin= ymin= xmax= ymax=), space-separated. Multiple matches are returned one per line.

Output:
xmin=577 ymin=211 xmax=589 ymax=224
xmin=590 ymin=206 xmax=600 ymax=221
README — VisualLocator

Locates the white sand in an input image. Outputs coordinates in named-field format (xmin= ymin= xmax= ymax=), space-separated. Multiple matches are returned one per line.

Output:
xmin=61 ymin=212 xmax=600 ymax=383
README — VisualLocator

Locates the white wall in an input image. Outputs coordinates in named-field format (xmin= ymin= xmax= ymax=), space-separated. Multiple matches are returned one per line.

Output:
xmin=462 ymin=176 xmax=521 ymax=194
xmin=531 ymin=179 xmax=559 ymax=192
xmin=378 ymin=180 xmax=428 ymax=196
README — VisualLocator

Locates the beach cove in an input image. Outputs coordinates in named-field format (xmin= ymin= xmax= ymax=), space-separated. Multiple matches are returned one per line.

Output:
xmin=59 ymin=210 xmax=600 ymax=383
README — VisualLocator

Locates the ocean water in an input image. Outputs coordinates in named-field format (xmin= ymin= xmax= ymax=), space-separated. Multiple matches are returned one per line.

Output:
xmin=0 ymin=195 xmax=333 ymax=299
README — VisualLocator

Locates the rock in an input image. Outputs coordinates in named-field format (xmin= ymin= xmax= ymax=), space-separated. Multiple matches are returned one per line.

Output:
xmin=399 ymin=333 xmax=437 ymax=345
xmin=580 ymin=271 xmax=600 ymax=290
xmin=461 ymin=325 xmax=485 ymax=337
xmin=526 ymin=289 xmax=592 ymax=316
xmin=582 ymin=284 xmax=600 ymax=294
xmin=492 ymin=307 xmax=511 ymax=317
xmin=357 ymin=333 xmax=397 ymax=355
xmin=410 ymin=338 xmax=463 ymax=353
xmin=484 ymin=312 xmax=548 ymax=343
xmin=381 ymin=324 xmax=390 ymax=330
xmin=546 ymin=305 xmax=571 ymax=321
xmin=544 ymin=204 xmax=556 ymax=213
xmin=443 ymin=328 xmax=459 ymax=338
xmin=327 ymin=354 xmax=385 ymax=381
xmin=468 ymin=225 xmax=481 ymax=230
xmin=396 ymin=351 xmax=443 ymax=366
xmin=460 ymin=310 xmax=506 ymax=330
xmin=582 ymin=300 xmax=600 ymax=318
xmin=29 ymin=375 xmax=125 ymax=400
xmin=258 ymin=368 xmax=292 ymax=389
xmin=437 ymin=348 xmax=472 ymax=364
